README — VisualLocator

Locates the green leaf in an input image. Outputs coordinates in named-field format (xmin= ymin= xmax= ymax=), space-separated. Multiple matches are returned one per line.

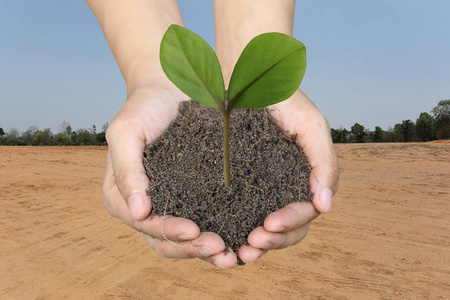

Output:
xmin=227 ymin=32 xmax=306 ymax=110
xmin=160 ymin=24 xmax=225 ymax=110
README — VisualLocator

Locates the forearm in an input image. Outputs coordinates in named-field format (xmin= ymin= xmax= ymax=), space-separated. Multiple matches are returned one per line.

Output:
xmin=86 ymin=0 xmax=184 ymax=94
xmin=214 ymin=0 xmax=295 ymax=85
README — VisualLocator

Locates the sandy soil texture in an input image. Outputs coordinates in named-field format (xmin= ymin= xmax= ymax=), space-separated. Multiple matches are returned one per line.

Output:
xmin=1 ymin=143 xmax=449 ymax=299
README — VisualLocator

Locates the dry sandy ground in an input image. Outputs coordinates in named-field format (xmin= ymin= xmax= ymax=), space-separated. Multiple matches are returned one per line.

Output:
xmin=1 ymin=143 xmax=449 ymax=299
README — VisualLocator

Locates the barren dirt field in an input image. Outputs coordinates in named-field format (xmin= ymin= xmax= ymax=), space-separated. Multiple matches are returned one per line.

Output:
xmin=1 ymin=143 xmax=449 ymax=299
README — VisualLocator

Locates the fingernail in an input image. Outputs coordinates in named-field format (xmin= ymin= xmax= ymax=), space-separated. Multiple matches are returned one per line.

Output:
xmin=253 ymin=241 xmax=274 ymax=250
xmin=244 ymin=248 xmax=257 ymax=264
xmin=319 ymin=188 xmax=332 ymax=212
xmin=178 ymin=232 xmax=198 ymax=240
xmin=196 ymin=246 xmax=217 ymax=257
xmin=268 ymin=225 xmax=285 ymax=232
xmin=128 ymin=193 xmax=144 ymax=219
xmin=213 ymin=259 xmax=227 ymax=269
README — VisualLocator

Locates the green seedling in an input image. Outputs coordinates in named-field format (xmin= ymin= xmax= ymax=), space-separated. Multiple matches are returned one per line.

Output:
xmin=160 ymin=24 xmax=306 ymax=187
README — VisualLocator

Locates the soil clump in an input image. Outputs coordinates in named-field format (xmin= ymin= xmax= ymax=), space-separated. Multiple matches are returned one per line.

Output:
xmin=144 ymin=101 xmax=313 ymax=253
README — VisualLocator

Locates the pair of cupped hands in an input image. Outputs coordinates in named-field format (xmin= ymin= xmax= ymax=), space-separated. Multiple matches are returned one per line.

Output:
xmin=103 ymin=82 xmax=339 ymax=269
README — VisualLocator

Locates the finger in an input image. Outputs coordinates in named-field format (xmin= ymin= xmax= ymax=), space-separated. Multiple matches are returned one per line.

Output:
xmin=104 ymin=151 xmax=201 ymax=241
xmin=137 ymin=215 xmax=200 ymax=242
xmin=143 ymin=232 xmax=227 ymax=260
xmin=106 ymin=93 xmax=181 ymax=221
xmin=271 ymin=90 xmax=339 ymax=213
xmin=307 ymin=139 xmax=338 ymax=213
xmin=106 ymin=118 xmax=152 ymax=221
xmin=247 ymin=223 xmax=310 ymax=250
xmin=237 ymin=245 xmax=267 ymax=264
xmin=200 ymin=250 xmax=237 ymax=269
xmin=297 ymin=111 xmax=338 ymax=213
xmin=263 ymin=201 xmax=319 ymax=233
xmin=102 ymin=150 xmax=130 ymax=220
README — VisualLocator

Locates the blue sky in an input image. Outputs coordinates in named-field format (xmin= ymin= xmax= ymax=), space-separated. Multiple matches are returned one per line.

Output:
xmin=1 ymin=0 xmax=449 ymax=134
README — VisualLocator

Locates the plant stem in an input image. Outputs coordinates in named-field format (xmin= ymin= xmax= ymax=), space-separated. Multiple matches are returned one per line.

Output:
xmin=223 ymin=110 xmax=231 ymax=187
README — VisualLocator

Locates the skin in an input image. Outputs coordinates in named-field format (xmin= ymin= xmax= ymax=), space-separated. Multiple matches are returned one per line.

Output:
xmin=214 ymin=0 xmax=339 ymax=263
xmin=87 ymin=0 xmax=339 ymax=268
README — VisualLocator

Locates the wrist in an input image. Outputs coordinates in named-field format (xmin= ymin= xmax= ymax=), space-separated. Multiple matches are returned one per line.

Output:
xmin=126 ymin=77 xmax=187 ymax=104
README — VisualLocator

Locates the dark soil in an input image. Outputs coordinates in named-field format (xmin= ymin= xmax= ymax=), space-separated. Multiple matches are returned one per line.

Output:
xmin=144 ymin=101 xmax=313 ymax=255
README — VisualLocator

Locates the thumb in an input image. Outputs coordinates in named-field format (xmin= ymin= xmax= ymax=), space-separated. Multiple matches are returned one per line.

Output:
xmin=308 ymin=143 xmax=339 ymax=213
xmin=269 ymin=89 xmax=339 ymax=214
xmin=297 ymin=113 xmax=339 ymax=214
xmin=107 ymin=125 xmax=151 ymax=221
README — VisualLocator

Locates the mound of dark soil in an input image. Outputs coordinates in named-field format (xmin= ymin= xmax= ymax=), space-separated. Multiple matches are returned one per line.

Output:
xmin=144 ymin=101 xmax=313 ymax=254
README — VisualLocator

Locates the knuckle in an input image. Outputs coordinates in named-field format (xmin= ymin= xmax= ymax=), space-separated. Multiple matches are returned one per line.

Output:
xmin=105 ymin=117 xmax=132 ymax=145
xmin=113 ymin=167 xmax=129 ymax=188
xmin=144 ymin=236 xmax=167 ymax=258
xmin=298 ymin=223 xmax=310 ymax=241
xmin=105 ymin=117 xmax=124 ymax=142
xmin=102 ymin=195 xmax=115 ymax=217
xmin=104 ymin=120 xmax=118 ymax=145
xmin=330 ymin=156 xmax=340 ymax=195
xmin=154 ymin=242 xmax=171 ymax=258
xmin=308 ymin=111 xmax=330 ymax=131
xmin=102 ymin=181 xmax=119 ymax=219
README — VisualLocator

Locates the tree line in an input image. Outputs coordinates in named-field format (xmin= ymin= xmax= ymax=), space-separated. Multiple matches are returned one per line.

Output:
xmin=331 ymin=100 xmax=449 ymax=143
xmin=1 ymin=99 xmax=449 ymax=146
xmin=0 ymin=121 xmax=108 ymax=146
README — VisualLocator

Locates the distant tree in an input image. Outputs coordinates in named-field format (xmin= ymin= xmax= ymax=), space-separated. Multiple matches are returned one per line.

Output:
xmin=431 ymin=99 xmax=450 ymax=139
xmin=342 ymin=128 xmax=351 ymax=143
xmin=351 ymin=123 xmax=366 ymax=143
xmin=393 ymin=123 xmax=404 ymax=142
xmin=102 ymin=122 xmax=109 ymax=133
xmin=76 ymin=129 xmax=93 ymax=145
xmin=0 ymin=128 xmax=4 ymax=136
xmin=33 ymin=128 xmax=54 ymax=145
xmin=70 ymin=131 xmax=78 ymax=144
xmin=59 ymin=121 xmax=70 ymax=134
xmin=5 ymin=128 xmax=20 ymax=145
xmin=385 ymin=126 xmax=395 ymax=142
xmin=364 ymin=128 xmax=372 ymax=141
xmin=22 ymin=126 xmax=39 ymax=144
xmin=432 ymin=99 xmax=450 ymax=125
xmin=89 ymin=125 xmax=97 ymax=135
xmin=437 ymin=125 xmax=450 ymax=139
xmin=330 ymin=128 xmax=343 ymax=143
xmin=65 ymin=125 xmax=72 ymax=136
xmin=96 ymin=132 xmax=107 ymax=145
xmin=55 ymin=132 xmax=72 ymax=145
xmin=7 ymin=128 xmax=19 ymax=138
xmin=373 ymin=126 xmax=384 ymax=143
xmin=400 ymin=120 xmax=415 ymax=142
xmin=415 ymin=112 xmax=436 ymax=141
xmin=89 ymin=125 xmax=97 ymax=144
xmin=367 ymin=126 xmax=382 ymax=143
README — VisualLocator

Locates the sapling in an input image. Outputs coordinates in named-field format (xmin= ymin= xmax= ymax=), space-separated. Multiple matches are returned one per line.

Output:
xmin=160 ymin=24 xmax=306 ymax=187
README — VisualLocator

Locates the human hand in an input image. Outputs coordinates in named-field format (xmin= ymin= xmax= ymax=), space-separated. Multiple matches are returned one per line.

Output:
xmin=237 ymin=89 xmax=339 ymax=263
xmin=103 ymin=84 xmax=237 ymax=268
